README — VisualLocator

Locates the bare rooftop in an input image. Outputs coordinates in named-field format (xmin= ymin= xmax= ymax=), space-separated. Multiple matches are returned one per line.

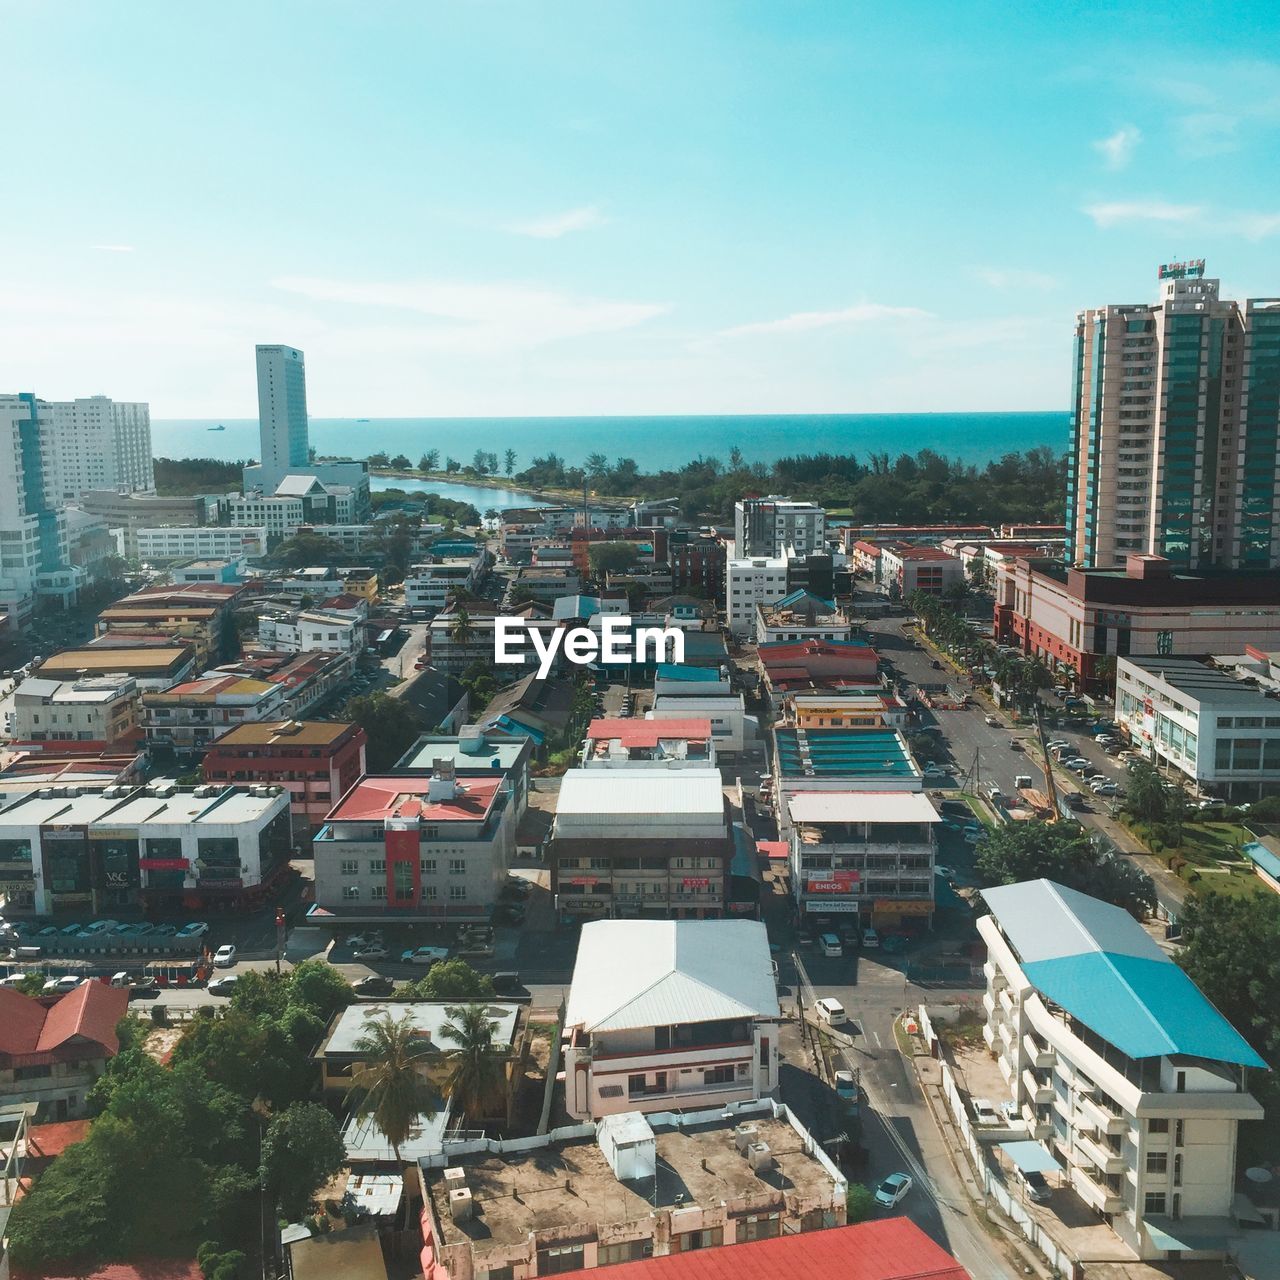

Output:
xmin=427 ymin=1113 xmax=835 ymax=1256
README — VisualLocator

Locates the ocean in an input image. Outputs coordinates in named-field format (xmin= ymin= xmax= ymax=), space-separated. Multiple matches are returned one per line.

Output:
xmin=152 ymin=411 xmax=1069 ymax=473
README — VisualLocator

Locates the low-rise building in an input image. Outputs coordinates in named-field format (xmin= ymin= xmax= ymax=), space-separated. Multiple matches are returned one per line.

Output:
xmin=563 ymin=919 xmax=780 ymax=1119
xmin=979 ymin=879 xmax=1266 ymax=1261
xmin=511 ymin=566 xmax=582 ymax=603
xmin=726 ymin=556 xmax=788 ymax=638
xmin=171 ymin=558 xmax=246 ymax=585
xmin=0 ymin=781 xmax=293 ymax=915
xmin=36 ymin=643 xmax=197 ymax=692
xmin=581 ymin=718 xmax=715 ymax=769
xmin=878 ymin=543 xmax=963 ymax=598
xmin=405 ymin=552 xmax=487 ymax=615
xmin=10 ymin=674 xmax=140 ymax=747
xmin=788 ymin=790 xmax=937 ymax=931
xmin=550 ymin=769 xmax=732 ymax=921
xmin=649 ymin=695 xmax=751 ymax=756
xmin=786 ymin=692 xmax=909 ymax=730
xmin=994 ymin=553 xmax=1280 ymax=691
xmin=480 ymin=673 xmax=577 ymax=747
xmin=758 ymin=638 xmax=880 ymax=701
xmin=312 ymin=763 xmax=517 ymax=922
xmin=257 ymin=607 xmax=364 ymax=655
xmin=668 ymin=528 xmax=727 ymax=597
xmin=202 ymin=719 xmax=368 ymax=834
xmin=95 ymin=602 xmax=220 ymax=665
xmin=755 ymin=590 xmax=853 ymax=645
xmin=136 ymin=525 xmax=267 ymax=563
xmin=0 ymin=982 xmax=129 ymax=1120
xmin=419 ymin=1098 xmax=846 ymax=1280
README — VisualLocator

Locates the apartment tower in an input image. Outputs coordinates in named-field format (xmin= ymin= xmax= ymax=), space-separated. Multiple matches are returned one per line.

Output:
xmin=1067 ymin=262 xmax=1280 ymax=570
xmin=256 ymin=344 xmax=310 ymax=491
xmin=47 ymin=396 xmax=154 ymax=502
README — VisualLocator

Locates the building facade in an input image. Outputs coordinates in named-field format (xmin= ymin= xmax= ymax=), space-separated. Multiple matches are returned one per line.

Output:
xmin=253 ymin=344 xmax=310 ymax=492
xmin=10 ymin=674 xmax=140 ymax=747
xmin=878 ymin=544 xmax=963 ymax=598
xmin=1067 ymin=263 xmax=1280 ymax=570
xmin=136 ymin=525 xmax=267 ymax=563
xmin=45 ymin=397 xmax=153 ymax=503
xmin=734 ymin=497 xmax=826 ymax=558
xmin=726 ymin=557 xmax=788 ymax=637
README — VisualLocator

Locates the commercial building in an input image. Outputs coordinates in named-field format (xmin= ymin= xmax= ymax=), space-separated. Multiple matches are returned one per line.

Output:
xmin=581 ymin=718 xmax=715 ymax=769
xmin=979 ymin=879 xmax=1265 ymax=1261
xmin=404 ymin=552 xmax=487 ymax=614
xmin=785 ymin=693 xmax=909 ymax=730
xmin=878 ymin=544 xmax=963 ymax=598
xmin=755 ymin=590 xmax=853 ymax=645
xmin=0 ymin=982 xmax=129 ymax=1121
xmin=251 ymin=343 xmax=310 ymax=491
xmin=726 ymin=557 xmax=788 ymax=638
xmin=419 ymin=1098 xmax=846 ymax=1280
xmin=0 ymin=781 xmax=293 ymax=916
xmin=202 ymin=719 xmax=368 ymax=833
xmin=563 ymin=919 xmax=780 ymax=1120
xmin=257 ymin=607 xmax=364 ymax=655
xmin=1068 ymin=264 xmax=1280 ymax=570
xmin=994 ymin=553 xmax=1280 ymax=690
xmin=10 ymin=674 xmax=140 ymax=747
xmin=0 ymin=394 xmax=72 ymax=621
xmin=1115 ymin=653 xmax=1280 ymax=799
xmin=171 ymin=558 xmax=246 ymax=585
xmin=136 ymin=525 xmax=267 ymax=563
xmin=787 ymin=791 xmax=937 ymax=930
xmin=37 ymin=643 xmax=197 ymax=691
xmin=550 ymin=769 xmax=733 ymax=921
xmin=773 ymin=727 xmax=922 ymax=795
xmin=44 ymin=396 xmax=153 ymax=503
xmin=312 ymin=763 xmax=517 ymax=921
xmin=95 ymin=602 xmax=221 ymax=665
xmin=395 ymin=727 xmax=532 ymax=816
xmin=733 ymin=497 xmax=826 ymax=559
xmin=667 ymin=527 xmax=727 ymax=596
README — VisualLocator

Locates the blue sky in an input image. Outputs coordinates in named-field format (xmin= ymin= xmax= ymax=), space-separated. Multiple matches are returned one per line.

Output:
xmin=4 ymin=1 xmax=1279 ymax=417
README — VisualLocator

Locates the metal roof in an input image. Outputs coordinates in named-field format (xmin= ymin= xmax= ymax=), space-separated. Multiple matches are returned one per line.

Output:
xmin=323 ymin=1001 xmax=519 ymax=1056
xmin=787 ymin=791 xmax=940 ymax=824
xmin=557 ymin=768 xmax=725 ymax=817
xmin=566 ymin=920 xmax=779 ymax=1032
xmin=981 ymin=880 xmax=1266 ymax=1067
xmin=999 ymin=1140 xmax=1062 ymax=1174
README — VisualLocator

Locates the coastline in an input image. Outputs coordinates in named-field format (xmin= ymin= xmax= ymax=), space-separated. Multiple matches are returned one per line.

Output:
xmin=370 ymin=468 xmax=632 ymax=507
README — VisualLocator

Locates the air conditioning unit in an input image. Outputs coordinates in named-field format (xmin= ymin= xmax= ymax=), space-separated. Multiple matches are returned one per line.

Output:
xmin=448 ymin=1186 xmax=473 ymax=1223
xmin=443 ymin=1167 xmax=467 ymax=1191
xmin=733 ymin=1124 xmax=759 ymax=1155
xmin=746 ymin=1141 xmax=774 ymax=1174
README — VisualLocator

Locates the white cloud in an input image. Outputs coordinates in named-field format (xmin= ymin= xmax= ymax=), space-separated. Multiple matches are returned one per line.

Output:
xmin=1176 ymin=112 xmax=1241 ymax=157
xmin=270 ymin=275 xmax=665 ymax=353
xmin=507 ymin=204 xmax=607 ymax=239
xmin=717 ymin=302 xmax=932 ymax=339
xmin=1093 ymin=124 xmax=1142 ymax=170
xmin=1082 ymin=199 xmax=1201 ymax=228
xmin=972 ymin=267 xmax=1058 ymax=292
xmin=90 ymin=244 xmax=135 ymax=253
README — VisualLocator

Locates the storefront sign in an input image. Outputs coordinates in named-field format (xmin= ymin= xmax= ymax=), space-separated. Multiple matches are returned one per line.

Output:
xmin=805 ymin=900 xmax=860 ymax=913
xmin=682 ymin=877 xmax=710 ymax=889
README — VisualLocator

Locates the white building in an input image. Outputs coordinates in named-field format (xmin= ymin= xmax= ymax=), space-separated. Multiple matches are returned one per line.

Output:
xmin=136 ymin=526 xmax=267 ymax=563
xmin=650 ymin=694 xmax=752 ymax=755
xmin=726 ymin=556 xmax=788 ymax=638
xmin=1116 ymin=653 xmax=1280 ymax=800
xmin=45 ymin=396 xmax=153 ymax=503
xmin=563 ymin=920 xmax=781 ymax=1120
xmin=580 ymin=717 xmax=715 ymax=769
xmin=734 ymin=497 xmax=826 ymax=559
xmin=253 ymin=344 xmax=309 ymax=492
xmin=10 ymin=674 xmax=140 ymax=745
xmin=257 ymin=608 xmax=364 ymax=655
xmin=404 ymin=553 xmax=486 ymax=614
xmin=979 ymin=879 xmax=1265 ymax=1261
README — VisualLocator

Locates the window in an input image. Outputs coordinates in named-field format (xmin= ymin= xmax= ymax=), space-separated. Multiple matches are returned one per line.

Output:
xmin=1144 ymin=1192 xmax=1167 ymax=1215
xmin=371 ymin=884 xmax=386 ymax=901
xmin=537 ymin=1245 xmax=584 ymax=1275
xmin=342 ymin=885 xmax=360 ymax=901
xmin=420 ymin=859 xmax=436 ymax=875
xmin=1148 ymin=1118 xmax=1169 ymax=1134
xmin=703 ymin=1065 xmax=734 ymax=1086
xmin=340 ymin=859 xmax=358 ymax=876
xmin=369 ymin=858 xmax=386 ymax=875
xmin=673 ymin=1228 xmax=723 ymax=1253
xmin=1146 ymin=1151 xmax=1168 ymax=1174
xmin=449 ymin=858 xmax=465 ymax=875
xmin=738 ymin=1213 xmax=780 ymax=1243
xmin=449 ymin=885 xmax=466 ymax=901
xmin=422 ymin=885 xmax=438 ymax=901
xmin=597 ymin=1242 xmax=647 ymax=1267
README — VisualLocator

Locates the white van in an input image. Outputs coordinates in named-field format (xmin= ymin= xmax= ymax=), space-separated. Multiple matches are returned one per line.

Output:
xmin=815 ymin=997 xmax=846 ymax=1025
xmin=819 ymin=933 xmax=843 ymax=957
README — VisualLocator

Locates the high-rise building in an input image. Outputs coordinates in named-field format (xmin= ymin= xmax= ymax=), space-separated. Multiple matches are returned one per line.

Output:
xmin=255 ymin=344 xmax=310 ymax=490
xmin=733 ymin=496 xmax=826 ymax=559
xmin=0 ymin=394 xmax=72 ymax=620
xmin=1067 ymin=262 xmax=1280 ymax=570
xmin=46 ymin=396 xmax=154 ymax=502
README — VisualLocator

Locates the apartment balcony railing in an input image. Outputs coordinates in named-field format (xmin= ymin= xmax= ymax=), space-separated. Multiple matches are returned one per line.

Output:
xmin=1075 ymin=1131 xmax=1127 ymax=1176
xmin=982 ymin=961 xmax=1007 ymax=989
xmin=1020 ymin=1102 xmax=1053 ymax=1140
xmin=998 ymin=986 xmax=1017 ymax=1017
xmin=1073 ymin=1166 xmax=1125 ymax=1214
xmin=1022 ymin=1034 xmax=1055 ymax=1069
xmin=982 ymin=991 xmax=998 ymax=1018
xmin=1077 ymin=1092 xmax=1128 ymax=1137
xmin=1022 ymin=1068 xmax=1054 ymax=1106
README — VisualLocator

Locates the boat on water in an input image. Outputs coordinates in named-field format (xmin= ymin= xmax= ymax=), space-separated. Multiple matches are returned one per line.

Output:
xmin=208 ymin=424 xmax=225 ymax=431
xmin=356 ymin=417 xmax=370 ymax=422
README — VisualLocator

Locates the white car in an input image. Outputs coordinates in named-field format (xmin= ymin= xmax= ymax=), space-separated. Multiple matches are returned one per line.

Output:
xmin=874 ymin=1172 xmax=913 ymax=1208
xmin=401 ymin=945 xmax=449 ymax=966
xmin=208 ymin=974 xmax=239 ymax=996
xmin=353 ymin=945 xmax=390 ymax=962
xmin=972 ymin=1097 xmax=1001 ymax=1125
xmin=43 ymin=975 xmax=87 ymax=993
xmin=213 ymin=944 xmax=237 ymax=968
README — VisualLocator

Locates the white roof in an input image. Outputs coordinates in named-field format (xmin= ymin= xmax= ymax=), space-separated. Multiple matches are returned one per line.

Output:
xmin=787 ymin=791 xmax=941 ymax=824
xmin=565 ymin=920 xmax=780 ymax=1033
xmin=557 ymin=768 xmax=725 ymax=818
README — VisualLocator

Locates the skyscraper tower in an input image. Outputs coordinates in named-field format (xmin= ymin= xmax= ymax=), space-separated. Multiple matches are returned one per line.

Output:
xmin=255 ymin=344 xmax=310 ymax=490
xmin=1066 ymin=263 xmax=1280 ymax=570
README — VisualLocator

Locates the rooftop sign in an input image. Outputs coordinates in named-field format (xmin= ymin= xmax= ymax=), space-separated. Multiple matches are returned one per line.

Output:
xmin=1158 ymin=260 xmax=1205 ymax=280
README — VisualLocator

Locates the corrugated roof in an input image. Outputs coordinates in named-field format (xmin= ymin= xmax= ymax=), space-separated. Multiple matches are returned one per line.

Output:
xmin=655 ymin=663 xmax=721 ymax=681
xmin=591 ymin=1217 xmax=969 ymax=1280
xmin=328 ymin=775 xmax=500 ymax=823
xmin=565 ymin=920 xmax=779 ymax=1032
xmin=788 ymin=791 xmax=940 ymax=824
xmin=981 ymin=880 xmax=1266 ymax=1067
xmin=586 ymin=717 xmax=713 ymax=747
xmin=557 ymin=768 xmax=725 ymax=817
xmin=210 ymin=719 xmax=358 ymax=748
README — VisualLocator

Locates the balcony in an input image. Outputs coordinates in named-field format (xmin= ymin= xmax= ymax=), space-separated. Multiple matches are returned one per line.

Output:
xmin=982 ymin=991 xmax=998 ymax=1018
xmin=997 ymin=1019 xmax=1016 ymax=1050
xmin=1073 ymin=1166 xmax=1125 ymax=1214
xmin=1076 ymin=1131 xmax=1127 ymax=1176
xmin=998 ymin=986 xmax=1017 ymax=1017
xmin=982 ymin=1022 xmax=996 ymax=1050
xmin=982 ymin=961 xmax=1007 ymax=989
xmin=1022 ymin=1068 xmax=1054 ymax=1105
xmin=1022 ymin=1034 xmax=1055 ymax=1069
xmin=1020 ymin=1102 xmax=1053 ymax=1139
xmin=1077 ymin=1092 xmax=1128 ymax=1137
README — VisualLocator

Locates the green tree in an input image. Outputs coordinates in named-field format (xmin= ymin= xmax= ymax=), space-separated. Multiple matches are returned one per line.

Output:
xmin=449 ymin=606 xmax=476 ymax=647
xmin=472 ymin=449 xmax=489 ymax=474
xmin=259 ymin=1102 xmax=346 ymax=1221
xmin=419 ymin=451 xmax=439 ymax=472
xmin=367 ymin=451 xmax=390 ymax=467
xmin=405 ymin=957 xmax=495 ymax=999
xmin=845 ymin=1183 xmax=876 ymax=1224
xmin=588 ymin=541 xmax=640 ymax=576
xmin=345 ymin=692 xmax=422 ymax=770
xmin=389 ymin=454 xmax=412 ymax=470
xmin=198 ymin=1242 xmax=248 ymax=1280
xmin=1124 ymin=762 xmax=1170 ymax=825
xmin=439 ymin=1003 xmax=508 ymax=1122
xmin=503 ymin=448 xmax=517 ymax=475
xmin=12 ymin=969 xmax=47 ymax=995
xmin=445 ymin=456 xmax=461 ymax=473
xmin=347 ymin=1011 xmax=442 ymax=1166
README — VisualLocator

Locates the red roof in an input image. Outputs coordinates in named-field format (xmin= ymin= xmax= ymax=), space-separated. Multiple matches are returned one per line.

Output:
xmin=596 ymin=1221 xmax=969 ymax=1280
xmin=586 ymin=718 xmax=712 ymax=747
xmin=757 ymin=841 xmax=789 ymax=860
xmin=0 ymin=982 xmax=128 ymax=1063
xmin=25 ymin=1118 xmax=91 ymax=1159
xmin=328 ymin=774 xmax=501 ymax=823
xmin=14 ymin=1262 xmax=203 ymax=1280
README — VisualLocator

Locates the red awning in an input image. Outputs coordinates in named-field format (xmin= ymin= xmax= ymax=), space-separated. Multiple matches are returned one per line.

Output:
xmin=757 ymin=841 xmax=789 ymax=860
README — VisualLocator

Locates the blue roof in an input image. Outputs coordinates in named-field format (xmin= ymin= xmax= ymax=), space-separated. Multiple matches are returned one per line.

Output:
xmin=773 ymin=587 xmax=837 ymax=612
xmin=655 ymin=663 xmax=720 ymax=681
xmin=491 ymin=714 xmax=545 ymax=745
xmin=774 ymin=727 xmax=914 ymax=778
xmin=983 ymin=880 xmax=1266 ymax=1068
xmin=999 ymin=1140 xmax=1062 ymax=1174
xmin=1243 ymin=840 xmax=1280 ymax=883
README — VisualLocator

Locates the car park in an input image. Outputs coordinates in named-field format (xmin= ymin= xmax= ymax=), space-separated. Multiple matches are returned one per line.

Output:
xmin=401 ymin=945 xmax=449 ymax=966
xmin=213 ymin=944 xmax=237 ymax=967
xmin=874 ymin=1173 xmax=913 ymax=1208
xmin=1015 ymin=1167 xmax=1053 ymax=1204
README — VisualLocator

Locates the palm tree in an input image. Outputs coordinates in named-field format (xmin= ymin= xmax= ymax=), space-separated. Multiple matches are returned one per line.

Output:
xmin=346 ymin=1011 xmax=440 ymax=1166
xmin=439 ymin=1003 xmax=507 ymax=1123
xmin=449 ymin=606 xmax=475 ymax=647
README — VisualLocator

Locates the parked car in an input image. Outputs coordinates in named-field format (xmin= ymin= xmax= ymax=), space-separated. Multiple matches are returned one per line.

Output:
xmin=874 ymin=1172 xmax=913 ymax=1208
xmin=1045 ymin=739 xmax=1068 ymax=752
xmin=401 ymin=945 xmax=449 ymax=966
xmin=77 ymin=920 xmax=120 ymax=939
xmin=353 ymin=945 xmax=390 ymax=962
xmin=1066 ymin=758 xmax=1090 ymax=773
xmin=492 ymin=971 xmax=522 ymax=994
xmin=984 ymin=715 xmax=1001 ymax=727
xmin=348 ymin=931 xmax=385 ymax=950
xmin=351 ymin=975 xmax=396 ymax=998
xmin=834 ymin=1069 xmax=860 ymax=1102
xmin=176 ymin=922 xmax=209 ymax=939
xmin=208 ymin=974 xmax=240 ymax=996
xmin=0 ymin=973 xmax=31 ymax=988
xmin=494 ymin=904 xmax=526 ymax=926
xmin=861 ymin=927 xmax=880 ymax=949
xmin=1015 ymin=1167 xmax=1054 ymax=1204
xmin=1092 ymin=782 xmax=1119 ymax=796
xmin=972 ymin=1097 xmax=1001 ymax=1125
xmin=43 ymin=975 xmax=87 ymax=993
xmin=213 ymin=944 xmax=237 ymax=968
